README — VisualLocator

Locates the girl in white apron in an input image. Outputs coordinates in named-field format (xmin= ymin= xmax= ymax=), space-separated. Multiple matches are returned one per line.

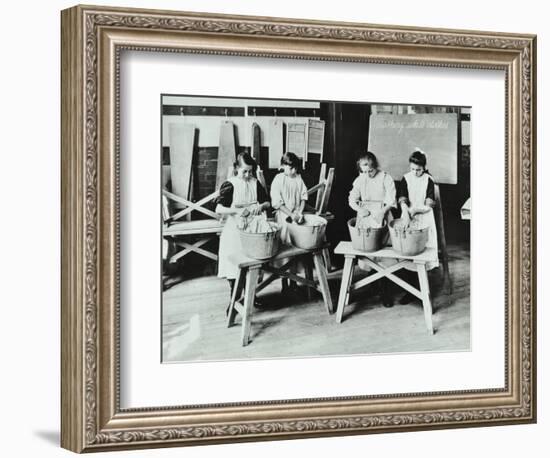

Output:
xmin=216 ymin=153 xmax=270 ymax=309
xmin=397 ymin=149 xmax=439 ymax=303
xmin=270 ymin=152 xmax=309 ymax=243
xmin=348 ymin=151 xmax=396 ymax=306
xmin=270 ymin=152 xmax=309 ymax=293
xmin=349 ymin=151 xmax=396 ymax=227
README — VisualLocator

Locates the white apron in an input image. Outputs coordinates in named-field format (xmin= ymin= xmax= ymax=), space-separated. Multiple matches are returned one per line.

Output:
xmin=217 ymin=176 xmax=259 ymax=279
xmin=351 ymin=171 xmax=396 ymax=271
xmin=354 ymin=172 xmax=393 ymax=229
xmin=271 ymin=174 xmax=308 ymax=245
xmin=275 ymin=211 xmax=292 ymax=245
xmin=274 ymin=207 xmax=301 ymax=275
xmin=270 ymin=173 xmax=309 ymax=276
xmin=403 ymin=171 xmax=439 ymax=270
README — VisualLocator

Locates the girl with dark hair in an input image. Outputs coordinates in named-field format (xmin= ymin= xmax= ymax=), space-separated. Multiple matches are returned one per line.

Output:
xmin=270 ymin=152 xmax=308 ymax=239
xmin=215 ymin=153 xmax=270 ymax=302
xmin=397 ymin=148 xmax=438 ymax=267
xmin=396 ymin=148 xmax=439 ymax=303
xmin=348 ymin=151 xmax=396 ymax=306
xmin=349 ymin=151 xmax=396 ymax=229
xmin=270 ymin=152 xmax=309 ymax=294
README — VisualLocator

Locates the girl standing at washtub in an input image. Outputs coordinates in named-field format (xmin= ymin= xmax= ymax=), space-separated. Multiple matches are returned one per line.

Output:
xmin=215 ymin=153 xmax=270 ymax=308
xmin=348 ymin=151 xmax=396 ymax=227
xmin=397 ymin=148 xmax=439 ymax=303
xmin=270 ymin=152 xmax=309 ymax=242
xmin=270 ymin=152 xmax=309 ymax=294
xmin=348 ymin=151 xmax=396 ymax=306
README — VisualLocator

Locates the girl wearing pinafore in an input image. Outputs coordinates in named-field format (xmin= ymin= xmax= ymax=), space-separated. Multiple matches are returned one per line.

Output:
xmin=348 ymin=151 xmax=396 ymax=306
xmin=348 ymin=151 xmax=396 ymax=227
xmin=270 ymin=152 xmax=309 ymax=292
xmin=270 ymin=152 xmax=309 ymax=244
xmin=397 ymin=149 xmax=439 ymax=271
xmin=396 ymin=149 xmax=439 ymax=305
xmin=216 ymin=153 xmax=270 ymax=292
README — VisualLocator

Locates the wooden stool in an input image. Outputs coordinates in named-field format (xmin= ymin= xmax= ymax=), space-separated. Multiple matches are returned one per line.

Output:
xmin=227 ymin=245 xmax=334 ymax=346
xmin=334 ymin=241 xmax=437 ymax=334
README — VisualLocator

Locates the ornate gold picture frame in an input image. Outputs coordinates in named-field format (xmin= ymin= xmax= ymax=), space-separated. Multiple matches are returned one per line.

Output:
xmin=61 ymin=4 xmax=536 ymax=453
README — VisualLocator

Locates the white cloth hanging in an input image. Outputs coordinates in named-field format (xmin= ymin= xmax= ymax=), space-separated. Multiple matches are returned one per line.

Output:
xmin=267 ymin=119 xmax=284 ymax=169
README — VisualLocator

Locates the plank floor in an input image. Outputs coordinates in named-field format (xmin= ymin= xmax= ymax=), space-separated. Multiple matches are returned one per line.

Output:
xmin=162 ymin=244 xmax=470 ymax=362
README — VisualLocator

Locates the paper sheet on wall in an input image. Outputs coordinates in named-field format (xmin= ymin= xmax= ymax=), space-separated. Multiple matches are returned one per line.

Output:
xmin=307 ymin=119 xmax=325 ymax=159
xmin=461 ymin=120 xmax=471 ymax=146
xmin=286 ymin=122 xmax=307 ymax=160
xmin=267 ymin=119 xmax=284 ymax=169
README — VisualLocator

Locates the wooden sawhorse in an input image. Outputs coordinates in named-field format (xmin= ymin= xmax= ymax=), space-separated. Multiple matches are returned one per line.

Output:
xmin=334 ymin=241 xmax=438 ymax=334
xmin=227 ymin=245 xmax=334 ymax=346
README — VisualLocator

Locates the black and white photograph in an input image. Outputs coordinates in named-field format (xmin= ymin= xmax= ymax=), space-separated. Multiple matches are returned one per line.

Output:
xmin=2 ymin=0 xmax=543 ymax=454
xmin=161 ymin=95 xmax=471 ymax=362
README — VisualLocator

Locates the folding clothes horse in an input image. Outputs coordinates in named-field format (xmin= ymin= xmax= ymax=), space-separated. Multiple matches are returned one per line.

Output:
xmin=163 ymin=164 xmax=267 ymax=266
xmin=162 ymin=123 xmax=224 ymax=266
xmin=305 ymin=163 xmax=335 ymax=270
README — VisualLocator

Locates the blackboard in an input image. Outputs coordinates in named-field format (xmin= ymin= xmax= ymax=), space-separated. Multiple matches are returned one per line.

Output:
xmin=368 ymin=113 xmax=458 ymax=184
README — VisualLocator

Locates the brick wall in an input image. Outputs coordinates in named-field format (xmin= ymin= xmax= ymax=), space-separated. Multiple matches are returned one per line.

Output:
xmin=193 ymin=146 xmax=266 ymax=200
xmin=194 ymin=147 xmax=219 ymax=200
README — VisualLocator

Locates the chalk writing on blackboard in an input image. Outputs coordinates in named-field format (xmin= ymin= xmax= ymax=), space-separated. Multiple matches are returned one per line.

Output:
xmin=368 ymin=113 xmax=458 ymax=184
xmin=377 ymin=118 xmax=450 ymax=133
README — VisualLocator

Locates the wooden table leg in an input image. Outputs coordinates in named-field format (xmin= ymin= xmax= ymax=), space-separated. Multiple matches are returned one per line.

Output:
xmin=227 ymin=268 xmax=245 ymax=328
xmin=322 ymin=247 xmax=332 ymax=272
xmin=336 ymin=255 xmax=356 ymax=323
xmin=313 ymin=252 xmax=333 ymax=314
xmin=344 ymin=260 xmax=356 ymax=307
xmin=281 ymin=277 xmax=289 ymax=293
xmin=304 ymin=256 xmax=314 ymax=301
xmin=241 ymin=266 xmax=260 ymax=346
xmin=416 ymin=262 xmax=434 ymax=334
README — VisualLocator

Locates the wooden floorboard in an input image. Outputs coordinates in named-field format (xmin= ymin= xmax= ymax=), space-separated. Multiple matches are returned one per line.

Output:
xmin=162 ymin=244 xmax=471 ymax=362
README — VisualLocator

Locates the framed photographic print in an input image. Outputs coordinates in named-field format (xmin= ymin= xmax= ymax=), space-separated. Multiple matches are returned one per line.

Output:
xmin=61 ymin=4 xmax=537 ymax=453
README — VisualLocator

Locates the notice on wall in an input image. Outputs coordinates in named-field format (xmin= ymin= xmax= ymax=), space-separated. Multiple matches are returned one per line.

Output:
xmin=368 ymin=113 xmax=458 ymax=184
xmin=286 ymin=122 xmax=307 ymax=160
xmin=307 ymin=119 xmax=325 ymax=159
xmin=461 ymin=120 xmax=471 ymax=146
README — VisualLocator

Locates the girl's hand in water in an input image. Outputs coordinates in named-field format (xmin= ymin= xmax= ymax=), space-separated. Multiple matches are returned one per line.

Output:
xmin=401 ymin=208 xmax=411 ymax=227
xmin=249 ymin=204 xmax=262 ymax=216
xmin=294 ymin=212 xmax=305 ymax=224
